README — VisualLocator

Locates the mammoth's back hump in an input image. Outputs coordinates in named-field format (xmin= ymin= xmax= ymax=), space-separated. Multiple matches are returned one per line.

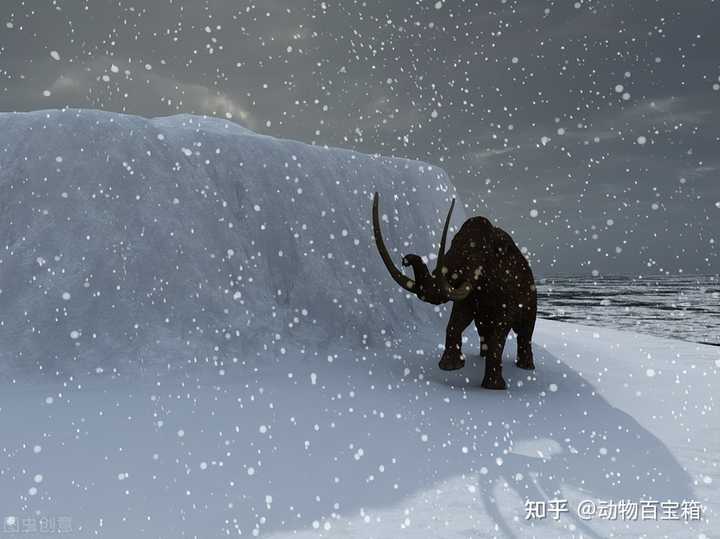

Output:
xmin=449 ymin=216 xmax=534 ymax=280
xmin=452 ymin=216 xmax=494 ymax=244
xmin=451 ymin=216 xmax=519 ymax=253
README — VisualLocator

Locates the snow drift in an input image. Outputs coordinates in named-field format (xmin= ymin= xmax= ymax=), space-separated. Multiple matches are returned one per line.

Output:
xmin=0 ymin=109 xmax=459 ymax=376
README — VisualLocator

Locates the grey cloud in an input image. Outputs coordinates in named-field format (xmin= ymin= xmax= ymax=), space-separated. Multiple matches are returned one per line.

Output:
xmin=0 ymin=0 xmax=717 ymax=275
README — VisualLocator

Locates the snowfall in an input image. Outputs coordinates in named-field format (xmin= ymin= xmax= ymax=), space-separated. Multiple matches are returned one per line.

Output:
xmin=0 ymin=109 xmax=717 ymax=538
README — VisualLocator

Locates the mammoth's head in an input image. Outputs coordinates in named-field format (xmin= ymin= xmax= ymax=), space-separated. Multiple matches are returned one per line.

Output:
xmin=372 ymin=193 xmax=473 ymax=305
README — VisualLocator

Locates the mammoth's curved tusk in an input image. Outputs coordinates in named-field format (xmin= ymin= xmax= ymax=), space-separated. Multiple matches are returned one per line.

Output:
xmin=435 ymin=196 xmax=472 ymax=301
xmin=372 ymin=193 xmax=416 ymax=293
xmin=436 ymin=197 xmax=455 ymax=268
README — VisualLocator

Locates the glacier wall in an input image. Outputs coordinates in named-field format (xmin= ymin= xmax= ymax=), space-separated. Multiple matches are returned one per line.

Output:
xmin=0 ymin=109 xmax=463 ymax=376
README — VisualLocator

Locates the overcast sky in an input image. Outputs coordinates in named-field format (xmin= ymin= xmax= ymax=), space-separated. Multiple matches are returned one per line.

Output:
xmin=1 ymin=0 xmax=718 ymax=276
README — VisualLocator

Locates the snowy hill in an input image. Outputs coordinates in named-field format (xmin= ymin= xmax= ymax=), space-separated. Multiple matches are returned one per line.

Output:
xmin=0 ymin=109 xmax=458 ymax=377
xmin=0 ymin=110 xmax=717 ymax=538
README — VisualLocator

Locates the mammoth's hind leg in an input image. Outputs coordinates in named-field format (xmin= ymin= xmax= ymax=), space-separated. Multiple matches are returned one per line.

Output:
xmin=439 ymin=302 xmax=474 ymax=371
xmin=515 ymin=332 xmax=535 ymax=370
xmin=514 ymin=308 xmax=536 ymax=370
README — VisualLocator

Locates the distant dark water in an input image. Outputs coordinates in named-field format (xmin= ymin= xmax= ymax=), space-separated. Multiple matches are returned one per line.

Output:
xmin=535 ymin=274 xmax=720 ymax=346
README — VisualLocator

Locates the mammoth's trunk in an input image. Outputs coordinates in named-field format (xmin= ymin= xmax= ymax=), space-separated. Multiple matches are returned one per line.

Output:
xmin=402 ymin=254 xmax=432 ymax=286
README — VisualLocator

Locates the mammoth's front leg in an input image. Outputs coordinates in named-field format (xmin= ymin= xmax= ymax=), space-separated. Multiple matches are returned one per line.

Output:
xmin=478 ymin=323 xmax=510 ymax=390
xmin=438 ymin=301 xmax=474 ymax=371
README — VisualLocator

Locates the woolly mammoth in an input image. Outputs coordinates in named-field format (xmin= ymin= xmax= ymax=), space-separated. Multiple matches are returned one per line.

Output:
xmin=372 ymin=193 xmax=537 ymax=389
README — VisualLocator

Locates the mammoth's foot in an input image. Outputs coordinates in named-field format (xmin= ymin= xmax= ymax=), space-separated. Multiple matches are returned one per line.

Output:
xmin=481 ymin=363 xmax=507 ymax=390
xmin=517 ymin=339 xmax=535 ymax=370
xmin=438 ymin=350 xmax=465 ymax=371
xmin=481 ymin=375 xmax=507 ymax=390
xmin=516 ymin=357 xmax=535 ymax=370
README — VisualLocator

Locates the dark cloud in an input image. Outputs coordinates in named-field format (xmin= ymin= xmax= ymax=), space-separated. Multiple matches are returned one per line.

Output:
xmin=1 ymin=0 xmax=717 ymax=275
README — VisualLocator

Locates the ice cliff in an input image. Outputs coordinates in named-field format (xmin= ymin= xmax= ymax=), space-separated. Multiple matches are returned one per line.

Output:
xmin=0 ymin=109 xmax=460 ymax=376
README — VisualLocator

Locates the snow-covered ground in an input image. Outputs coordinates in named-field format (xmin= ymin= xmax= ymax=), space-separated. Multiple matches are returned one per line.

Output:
xmin=0 ymin=110 xmax=717 ymax=538
xmin=1 ymin=321 xmax=717 ymax=538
